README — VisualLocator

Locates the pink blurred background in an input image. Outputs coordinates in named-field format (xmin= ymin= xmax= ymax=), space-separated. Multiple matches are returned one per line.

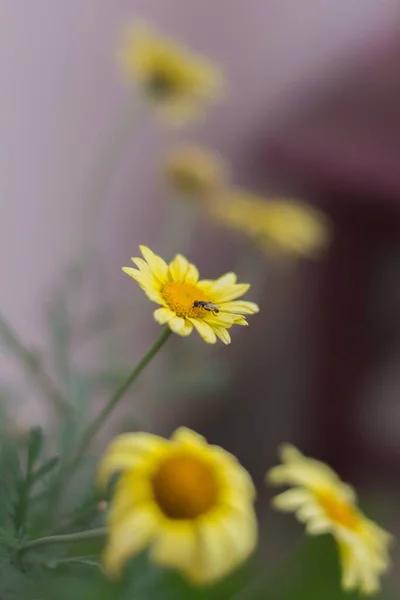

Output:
xmin=3 ymin=0 xmax=398 ymax=344
xmin=3 ymin=5 xmax=400 ymax=583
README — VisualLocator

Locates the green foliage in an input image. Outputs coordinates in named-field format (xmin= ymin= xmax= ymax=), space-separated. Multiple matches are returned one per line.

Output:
xmin=0 ymin=291 xmax=397 ymax=599
xmin=0 ymin=167 xmax=396 ymax=600
xmin=0 ymin=281 xmax=397 ymax=600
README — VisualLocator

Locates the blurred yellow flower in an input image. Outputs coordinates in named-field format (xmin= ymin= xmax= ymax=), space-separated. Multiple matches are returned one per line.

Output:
xmin=122 ymin=245 xmax=259 ymax=344
xmin=209 ymin=188 xmax=331 ymax=258
xmin=267 ymin=445 xmax=392 ymax=596
xmin=118 ymin=22 xmax=225 ymax=125
xmin=98 ymin=427 xmax=257 ymax=584
xmin=164 ymin=145 xmax=229 ymax=198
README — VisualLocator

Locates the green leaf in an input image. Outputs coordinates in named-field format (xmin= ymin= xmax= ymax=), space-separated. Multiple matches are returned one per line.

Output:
xmin=0 ymin=441 xmax=21 ymax=530
xmin=32 ymin=457 xmax=60 ymax=484
xmin=27 ymin=428 xmax=43 ymax=473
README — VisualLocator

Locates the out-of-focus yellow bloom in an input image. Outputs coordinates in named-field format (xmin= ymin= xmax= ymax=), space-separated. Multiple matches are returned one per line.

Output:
xmin=267 ymin=445 xmax=392 ymax=596
xmin=164 ymin=145 xmax=229 ymax=199
xmin=208 ymin=188 xmax=331 ymax=258
xmin=122 ymin=245 xmax=259 ymax=344
xmin=98 ymin=427 xmax=257 ymax=584
xmin=118 ymin=22 xmax=225 ymax=125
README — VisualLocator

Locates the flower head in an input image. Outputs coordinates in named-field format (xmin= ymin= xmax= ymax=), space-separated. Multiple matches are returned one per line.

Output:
xmin=98 ymin=427 xmax=257 ymax=584
xmin=118 ymin=22 xmax=225 ymax=125
xmin=209 ymin=188 xmax=331 ymax=258
xmin=122 ymin=246 xmax=259 ymax=344
xmin=164 ymin=145 xmax=229 ymax=199
xmin=267 ymin=445 xmax=392 ymax=595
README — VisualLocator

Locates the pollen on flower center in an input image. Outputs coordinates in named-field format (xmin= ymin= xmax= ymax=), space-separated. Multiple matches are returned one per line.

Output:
xmin=317 ymin=491 xmax=360 ymax=531
xmin=151 ymin=453 xmax=218 ymax=519
xmin=161 ymin=282 xmax=208 ymax=318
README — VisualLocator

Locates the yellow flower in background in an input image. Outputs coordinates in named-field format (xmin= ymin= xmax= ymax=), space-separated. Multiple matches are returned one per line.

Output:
xmin=98 ymin=427 xmax=257 ymax=584
xmin=209 ymin=188 xmax=331 ymax=258
xmin=267 ymin=445 xmax=392 ymax=596
xmin=123 ymin=246 xmax=259 ymax=344
xmin=164 ymin=145 xmax=229 ymax=199
xmin=118 ymin=22 xmax=225 ymax=125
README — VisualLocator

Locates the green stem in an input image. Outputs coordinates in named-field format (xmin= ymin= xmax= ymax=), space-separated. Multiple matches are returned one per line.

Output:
xmin=18 ymin=528 xmax=106 ymax=556
xmin=68 ymin=327 xmax=172 ymax=472
xmin=0 ymin=315 xmax=68 ymax=414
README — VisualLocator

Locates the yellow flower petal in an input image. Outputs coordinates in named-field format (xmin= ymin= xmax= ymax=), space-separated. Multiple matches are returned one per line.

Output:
xmin=139 ymin=245 xmax=169 ymax=282
xmin=99 ymin=427 xmax=257 ymax=584
xmin=233 ymin=315 xmax=248 ymax=326
xmin=172 ymin=427 xmax=207 ymax=447
xmin=212 ymin=326 xmax=231 ymax=345
xmin=208 ymin=188 xmax=331 ymax=258
xmin=98 ymin=433 xmax=167 ymax=489
xmin=220 ymin=301 xmax=259 ymax=314
xmin=103 ymin=507 xmax=158 ymax=578
xmin=131 ymin=257 xmax=166 ymax=285
xmin=188 ymin=318 xmax=217 ymax=344
xmin=267 ymin=444 xmax=392 ymax=596
xmin=118 ymin=22 xmax=224 ymax=126
xmin=150 ymin=521 xmax=197 ymax=569
xmin=165 ymin=144 xmax=229 ymax=198
xmin=185 ymin=262 xmax=199 ymax=285
xmin=108 ymin=473 xmax=152 ymax=525
xmin=272 ymin=488 xmax=311 ymax=511
xmin=212 ymin=284 xmax=251 ymax=303
xmin=306 ymin=517 xmax=331 ymax=535
xmin=169 ymin=316 xmax=193 ymax=336
xmin=153 ymin=307 xmax=174 ymax=324
xmin=169 ymin=254 xmax=190 ymax=282
xmin=123 ymin=246 xmax=258 ymax=344
xmin=185 ymin=512 xmax=256 ymax=585
xmin=122 ymin=267 xmax=163 ymax=303
xmin=209 ymin=272 xmax=237 ymax=290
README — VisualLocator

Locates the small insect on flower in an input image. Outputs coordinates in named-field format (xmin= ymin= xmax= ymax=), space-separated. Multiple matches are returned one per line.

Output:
xmin=193 ymin=300 xmax=219 ymax=315
xmin=123 ymin=246 xmax=259 ymax=344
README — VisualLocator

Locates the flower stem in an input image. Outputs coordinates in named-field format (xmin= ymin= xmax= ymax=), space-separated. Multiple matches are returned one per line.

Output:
xmin=68 ymin=327 xmax=172 ymax=472
xmin=0 ymin=314 xmax=68 ymax=415
xmin=18 ymin=528 xmax=106 ymax=556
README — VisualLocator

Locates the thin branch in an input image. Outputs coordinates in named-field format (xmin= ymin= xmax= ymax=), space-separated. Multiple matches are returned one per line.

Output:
xmin=0 ymin=315 xmax=69 ymax=414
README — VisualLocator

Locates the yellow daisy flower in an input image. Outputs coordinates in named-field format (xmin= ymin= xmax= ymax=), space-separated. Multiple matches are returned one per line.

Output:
xmin=164 ymin=144 xmax=229 ymax=199
xmin=209 ymin=188 xmax=331 ymax=258
xmin=122 ymin=246 xmax=259 ymax=344
xmin=98 ymin=427 xmax=257 ymax=584
xmin=267 ymin=445 xmax=392 ymax=595
xmin=118 ymin=22 xmax=225 ymax=125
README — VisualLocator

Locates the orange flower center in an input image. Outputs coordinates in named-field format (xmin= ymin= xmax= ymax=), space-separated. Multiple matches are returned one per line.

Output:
xmin=317 ymin=491 xmax=360 ymax=531
xmin=161 ymin=282 xmax=209 ymax=318
xmin=151 ymin=453 xmax=218 ymax=519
